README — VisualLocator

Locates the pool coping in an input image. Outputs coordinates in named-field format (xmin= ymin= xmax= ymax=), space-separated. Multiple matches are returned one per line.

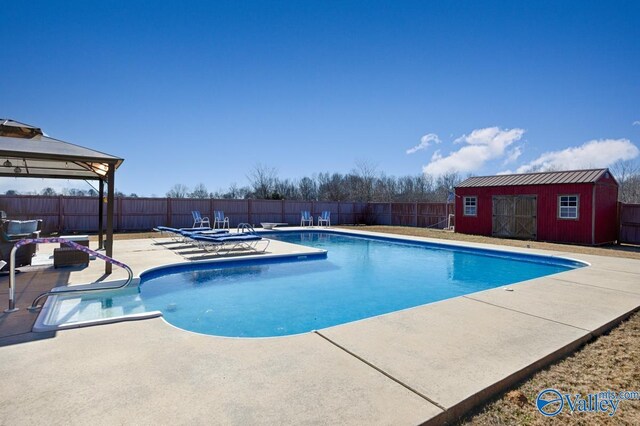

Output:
xmin=307 ymin=228 xmax=640 ymax=422
xmin=33 ymin=229 xmax=583 ymax=333
xmin=3 ymin=228 xmax=639 ymax=424
xmin=33 ymin=249 xmax=328 ymax=332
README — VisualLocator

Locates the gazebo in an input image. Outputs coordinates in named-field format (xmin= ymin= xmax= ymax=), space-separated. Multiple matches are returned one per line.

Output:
xmin=0 ymin=119 xmax=124 ymax=273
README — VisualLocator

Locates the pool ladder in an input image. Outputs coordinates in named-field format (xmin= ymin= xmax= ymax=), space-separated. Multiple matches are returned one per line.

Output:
xmin=237 ymin=223 xmax=257 ymax=234
xmin=3 ymin=237 xmax=134 ymax=313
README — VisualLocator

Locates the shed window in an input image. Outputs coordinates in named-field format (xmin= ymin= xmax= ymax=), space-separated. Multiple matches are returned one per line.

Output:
xmin=558 ymin=195 xmax=579 ymax=219
xmin=463 ymin=196 xmax=477 ymax=216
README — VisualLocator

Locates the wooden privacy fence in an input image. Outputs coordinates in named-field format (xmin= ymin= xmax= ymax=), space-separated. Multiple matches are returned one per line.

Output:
xmin=0 ymin=196 xmax=451 ymax=234
xmin=620 ymin=203 xmax=640 ymax=245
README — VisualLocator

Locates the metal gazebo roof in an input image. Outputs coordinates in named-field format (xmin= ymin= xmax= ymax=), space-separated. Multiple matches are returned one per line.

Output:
xmin=0 ymin=119 xmax=123 ymax=179
xmin=0 ymin=118 xmax=123 ymax=274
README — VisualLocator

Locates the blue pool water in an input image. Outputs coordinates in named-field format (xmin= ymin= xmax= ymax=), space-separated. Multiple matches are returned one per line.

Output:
xmin=43 ymin=231 xmax=583 ymax=337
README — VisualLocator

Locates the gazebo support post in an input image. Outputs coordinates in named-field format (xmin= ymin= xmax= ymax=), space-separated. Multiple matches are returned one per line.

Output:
xmin=105 ymin=165 xmax=115 ymax=274
xmin=98 ymin=178 xmax=104 ymax=250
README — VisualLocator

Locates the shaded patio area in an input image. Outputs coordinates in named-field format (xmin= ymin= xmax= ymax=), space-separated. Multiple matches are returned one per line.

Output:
xmin=0 ymin=119 xmax=123 ymax=273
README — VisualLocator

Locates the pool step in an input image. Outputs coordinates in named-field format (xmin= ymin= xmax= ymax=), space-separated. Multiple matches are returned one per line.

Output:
xmin=44 ymin=287 xmax=147 ymax=326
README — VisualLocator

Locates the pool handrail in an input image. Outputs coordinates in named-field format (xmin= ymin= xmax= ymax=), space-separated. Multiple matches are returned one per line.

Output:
xmin=237 ymin=223 xmax=257 ymax=234
xmin=3 ymin=237 xmax=134 ymax=313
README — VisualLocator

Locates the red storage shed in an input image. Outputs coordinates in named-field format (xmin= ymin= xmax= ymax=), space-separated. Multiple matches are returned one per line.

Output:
xmin=454 ymin=169 xmax=618 ymax=245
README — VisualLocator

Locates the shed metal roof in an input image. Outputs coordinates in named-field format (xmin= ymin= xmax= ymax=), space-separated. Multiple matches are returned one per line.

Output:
xmin=456 ymin=169 xmax=610 ymax=188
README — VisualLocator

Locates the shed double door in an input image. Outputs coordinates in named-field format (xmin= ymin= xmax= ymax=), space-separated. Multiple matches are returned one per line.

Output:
xmin=492 ymin=195 xmax=537 ymax=239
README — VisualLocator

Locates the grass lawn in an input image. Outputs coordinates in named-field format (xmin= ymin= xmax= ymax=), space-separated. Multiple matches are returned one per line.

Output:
xmin=341 ymin=225 xmax=640 ymax=261
xmin=459 ymin=311 xmax=639 ymax=425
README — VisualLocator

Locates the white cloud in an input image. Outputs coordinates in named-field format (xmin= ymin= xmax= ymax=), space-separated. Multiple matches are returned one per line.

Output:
xmin=516 ymin=139 xmax=639 ymax=173
xmin=503 ymin=146 xmax=523 ymax=165
xmin=633 ymin=120 xmax=640 ymax=126
xmin=422 ymin=127 xmax=525 ymax=176
xmin=406 ymin=133 xmax=441 ymax=154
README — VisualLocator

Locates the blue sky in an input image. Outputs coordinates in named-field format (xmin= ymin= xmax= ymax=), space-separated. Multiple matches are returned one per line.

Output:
xmin=1 ymin=0 xmax=639 ymax=195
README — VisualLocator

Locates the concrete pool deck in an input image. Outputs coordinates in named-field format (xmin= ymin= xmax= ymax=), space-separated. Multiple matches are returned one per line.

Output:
xmin=0 ymin=228 xmax=639 ymax=424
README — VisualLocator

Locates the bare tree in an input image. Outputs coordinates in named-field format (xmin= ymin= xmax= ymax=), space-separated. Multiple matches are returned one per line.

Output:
xmin=373 ymin=175 xmax=396 ymax=202
xmin=317 ymin=172 xmax=349 ymax=201
xmin=190 ymin=183 xmax=209 ymax=199
xmin=217 ymin=182 xmax=250 ymax=199
xmin=166 ymin=183 xmax=189 ymax=198
xmin=40 ymin=187 xmax=56 ymax=196
xmin=434 ymin=172 xmax=461 ymax=202
xmin=63 ymin=188 xmax=87 ymax=196
xmin=611 ymin=160 xmax=640 ymax=203
xmin=247 ymin=164 xmax=278 ymax=199
xmin=351 ymin=160 xmax=379 ymax=202
xmin=274 ymin=178 xmax=297 ymax=200
xmin=298 ymin=176 xmax=318 ymax=201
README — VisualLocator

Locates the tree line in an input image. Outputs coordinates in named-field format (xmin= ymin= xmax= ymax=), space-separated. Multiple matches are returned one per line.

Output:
xmin=165 ymin=161 xmax=640 ymax=204
xmin=166 ymin=163 xmax=461 ymax=203
xmin=3 ymin=187 xmax=139 ymax=197
xmin=4 ymin=160 xmax=640 ymax=203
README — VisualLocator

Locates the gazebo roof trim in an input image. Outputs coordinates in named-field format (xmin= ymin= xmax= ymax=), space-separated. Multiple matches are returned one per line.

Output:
xmin=0 ymin=119 xmax=123 ymax=180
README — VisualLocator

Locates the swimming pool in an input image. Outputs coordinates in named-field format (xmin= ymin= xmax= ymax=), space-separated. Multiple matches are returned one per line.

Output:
xmin=37 ymin=231 xmax=585 ymax=337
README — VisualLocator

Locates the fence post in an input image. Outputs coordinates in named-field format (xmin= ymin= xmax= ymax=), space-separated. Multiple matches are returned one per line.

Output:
xmin=58 ymin=195 xmax=63 ymax=233
xmin=353 ymin=202 xmax=356 ymax=224
xmin=414 ymin=202 xmax=418 ymax=227
xmin=166 ymin=197 xmax=172 ymax=227
xmin=281 ymin=199 xmax=285 ymax=223
xmin=617 ymin=202 xmax=620 ymax=244
xmin=248 ymin=199 xmax=252 ymax=226
xmin=337 ymin=201 xmax=341 ymax=225
xmin=117 ymin=197 xmax=122 ymax=231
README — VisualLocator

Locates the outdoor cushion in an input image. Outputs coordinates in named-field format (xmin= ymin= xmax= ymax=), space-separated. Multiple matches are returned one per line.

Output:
xmin=192 ymin=234 xmax=262 ymax=243
xmin=7 ymin=220 xmax=39 ymax=235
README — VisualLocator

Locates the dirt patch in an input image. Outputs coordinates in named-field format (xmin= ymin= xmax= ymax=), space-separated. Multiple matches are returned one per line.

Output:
xmin=337 ymin=226 xmax=640 ymax=260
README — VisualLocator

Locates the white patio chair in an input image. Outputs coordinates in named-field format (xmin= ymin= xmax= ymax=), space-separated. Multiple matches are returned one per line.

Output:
xmin=192 ymin=211 xmax=210 ymax=228
xmin=317 ymin=211 xmax=331 ymax=227
xmin=300 ymin=210 xmax=313 ymax=227
xmin=213 ymin=210 xmax=230 ymax=229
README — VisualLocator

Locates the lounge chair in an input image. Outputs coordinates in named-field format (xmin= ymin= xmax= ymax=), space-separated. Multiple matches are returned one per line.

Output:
xmin=317 ymin=211 xmax=331 ymax=227
xmin=180 ymin=229 xmax=229 ymax=237
xmin=154 ymin=225 xmax=220 ymax=242
xmin=192 ymin=211 xmax=210 ymax=228
xmin=213 ymin=210 xmax=230 ymax=229
xmin=189 ymin=233 xmax=270 ymax=255
xmin=155 ymin=225 xmax=211 ymax=234
xmin=301 ymin=210 xmax=313 ymax=227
